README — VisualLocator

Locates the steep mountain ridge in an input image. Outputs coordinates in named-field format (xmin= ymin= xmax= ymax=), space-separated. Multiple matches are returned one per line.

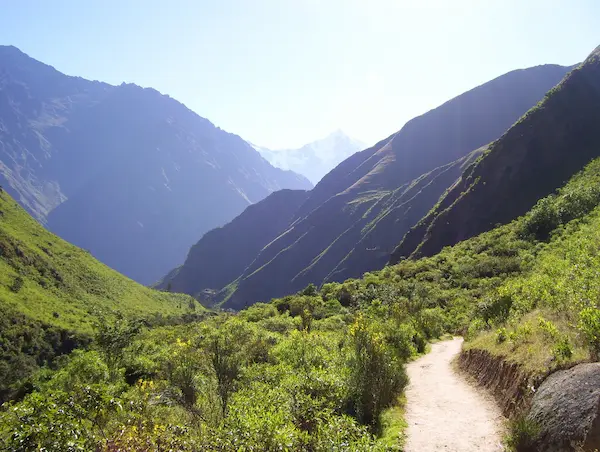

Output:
xmin=161 ymin=63 xmax=571 ymax=308
xmin=391 ymin=45 xmax=600 ymax=262
xmin=220 ymin=64 xmax=571 ymax=308
xmin=0 ymin=46 xmax=311 ymax=284
xmin=157 ymin=188 xmax=310 ymax=298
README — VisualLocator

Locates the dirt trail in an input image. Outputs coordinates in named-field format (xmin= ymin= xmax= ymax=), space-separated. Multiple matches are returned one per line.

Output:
xmin=404 ymin=337 xmax=506 ymax=451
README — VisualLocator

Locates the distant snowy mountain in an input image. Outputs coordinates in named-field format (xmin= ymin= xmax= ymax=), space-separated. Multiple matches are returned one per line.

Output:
xmin=252 ymin=131 xmax=366 ymax=184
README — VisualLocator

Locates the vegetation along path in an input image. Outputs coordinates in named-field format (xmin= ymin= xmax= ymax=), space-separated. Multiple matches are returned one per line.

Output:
xmin=404 ymin=337 xmax=506 ymax=451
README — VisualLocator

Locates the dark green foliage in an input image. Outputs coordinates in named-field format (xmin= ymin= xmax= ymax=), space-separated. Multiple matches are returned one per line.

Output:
xmin=521 ymin=164 xmax=600 ymax=240
xmin=578 ymin=307 xmax=600 ymax=360
xmin=520 ymin=196 xmax=561 ymax=240
xmin=349 ymin=314 xmax=409 ymax=430
xmin=9 ymin=276 xmax=24 ymax=293
xmin=0 ymin=305 xmax=90 ymax=403
xmin=477 ymin=295 xmax=513 ymax=325
xmin=300 ymin=283 xmax=319 ymax=296
xmin=0 ymin=351 xmax=116 ymax=451
xmin=94 ymin=314 xmax=141 ymax=375
xmin=206 ymin=327 xmax=245 ymax=416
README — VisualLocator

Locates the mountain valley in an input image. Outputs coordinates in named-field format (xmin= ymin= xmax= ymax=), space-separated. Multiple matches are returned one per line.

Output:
xmin=1 ymin=35 xmax=600 ymax=452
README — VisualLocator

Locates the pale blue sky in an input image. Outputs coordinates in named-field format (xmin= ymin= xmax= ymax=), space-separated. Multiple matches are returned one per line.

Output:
xmin=1 ymin=0 xmax=598 ymax=148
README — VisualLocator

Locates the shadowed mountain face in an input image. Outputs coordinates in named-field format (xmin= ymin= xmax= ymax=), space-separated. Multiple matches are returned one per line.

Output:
xmin=253 ymin=131 xmax=366 ymax=185
xmin=157 ymin=188 xmax=310 ymax=299
xmin=391 ymin=46 xmax=600 ymax=263
xmin=161 ymin=63 xmax=571 ymax=308
xmin=0 ymin=45 xmax=311 ymax=284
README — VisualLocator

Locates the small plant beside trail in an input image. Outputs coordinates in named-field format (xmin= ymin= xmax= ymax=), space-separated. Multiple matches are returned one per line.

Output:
xmin=505 ymin=415 xmax=541 ymax=452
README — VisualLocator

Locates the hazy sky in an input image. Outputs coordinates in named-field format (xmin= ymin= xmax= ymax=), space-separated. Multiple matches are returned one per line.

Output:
xmin=1 ymin=0 xmax=598 ymax=148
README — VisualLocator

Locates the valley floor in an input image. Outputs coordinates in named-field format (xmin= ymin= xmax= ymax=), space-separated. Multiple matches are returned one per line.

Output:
xmin=404 ymin=338 xmax=506 ymax=451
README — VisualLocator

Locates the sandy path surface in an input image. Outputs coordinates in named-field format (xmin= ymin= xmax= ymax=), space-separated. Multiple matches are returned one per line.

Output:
xmin=404 ymin=337 xmax=506 ymax=451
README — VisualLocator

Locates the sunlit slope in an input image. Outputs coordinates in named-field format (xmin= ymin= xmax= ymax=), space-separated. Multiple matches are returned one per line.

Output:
xmin=0 ymin=189 xmax=200 ymax=333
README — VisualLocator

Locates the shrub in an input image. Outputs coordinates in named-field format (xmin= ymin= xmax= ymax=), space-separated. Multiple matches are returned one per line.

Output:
xmin=164 ymin=338 xmax=206 ymax=410
xmin=258 ymin=312 xmax=299 ymax=333
xmin=94 ymin=314 xmax=141 ymax=376
xmin=412 ymin=330 xmax=427 ymax=354
xmin=465 ymin=318 xmax=487 ymax=341
xmin=313 ymin=315 xmax=347 ymax=332
xmin=512 ymin=322 xmax=534 ymax=346
xmin=300 ymin=283 xmax=318 ymax=297
xmin=348 ymin=314 xmax=408 ymax=429
xmin=537 ymin=317 xmax=559 ymax=341
xmin=505 ymin=415 xmax=540 ymax=451
xmin=578 ymin=307 xmax=600 ymax=360
xmin=219 ymin=382 xmax=299 ymax=450
xmin=552 ymin=337 xmax=573 ymax=361
xmin=417 ymin=308 xmax=446 ymax=339
xmin=496 ymin=327 xmax=508 ymax=344
xmin=238 ymin=302 xmax=278 ymax=322
xmin=385 ymin=322 xmax=417 ymax=360
xmin=203 ymin=320 xmax=263 ymax=416
xmin=478 ymin=295 xmax=513 ymax=325
xmin=520 ymin=196 xmax=560 ymax=240
xmin=10 ymin=276 xmax=24 ymax=293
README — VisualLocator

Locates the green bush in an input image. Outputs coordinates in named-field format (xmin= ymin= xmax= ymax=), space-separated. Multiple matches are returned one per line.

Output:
xmin=478 ymin=295 xmax=513 ymax=325
xmin=520 ymin=196 xmax=560 ymax=240
xmin=348 ymin=314 xmax=408 ymax=429
xmin=237 ymin=302 xmax=278 ymax=322
xmin=496 ymin=327 xmax=508 ymax=344
xmin=578 ymin=307 xmax=600 ymax=360
xmin=385 ymin=322 xmax=417 ymax=360
xmin=504 ymin=415 xmax=540 ymax=451
xmin=466 ymin=318 xmax=487 ymax=341
xmin=10 ymin=275 xmax=24 ymax=293
xmin=537 ymin=317 xmax=559 ymax=341
xmin=552 ymin=336 xmax=573 ymax=361
xmin=417 ymin=308 xmax=446 ymax=339
xmin=258 ymin=312 xmax=299 ymax=333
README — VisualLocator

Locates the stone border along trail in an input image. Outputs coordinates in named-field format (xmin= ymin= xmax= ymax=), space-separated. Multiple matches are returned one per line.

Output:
xmin=403 ymin=337 xmax=506 ymax=451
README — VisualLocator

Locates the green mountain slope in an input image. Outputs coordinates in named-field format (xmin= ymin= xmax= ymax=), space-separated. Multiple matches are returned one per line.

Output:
xmin=391 ymin=45 xmax=600 ymax=263
xmin=0 ymin=187 xmax=201 ymax=401
xmin=0 ymin=188 xmax=200 ymax=331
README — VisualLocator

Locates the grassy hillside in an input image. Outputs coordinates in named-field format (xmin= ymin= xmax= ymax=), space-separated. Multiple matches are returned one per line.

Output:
xmin=0 ymin=188 xmax=200 ymax=333
xmin=3 ymin=157 xmax=600 ymax=450
xmin=0 ymin=188 xmax=201 ymax=402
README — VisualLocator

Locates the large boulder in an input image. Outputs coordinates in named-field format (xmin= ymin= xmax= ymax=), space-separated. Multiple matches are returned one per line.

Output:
xmin=527 ymin=363 xmax=600 ymax=451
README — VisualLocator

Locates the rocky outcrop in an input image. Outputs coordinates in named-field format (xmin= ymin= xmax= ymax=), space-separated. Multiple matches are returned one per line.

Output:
xmin=527 ymin=363 xmax=600 ymax=452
